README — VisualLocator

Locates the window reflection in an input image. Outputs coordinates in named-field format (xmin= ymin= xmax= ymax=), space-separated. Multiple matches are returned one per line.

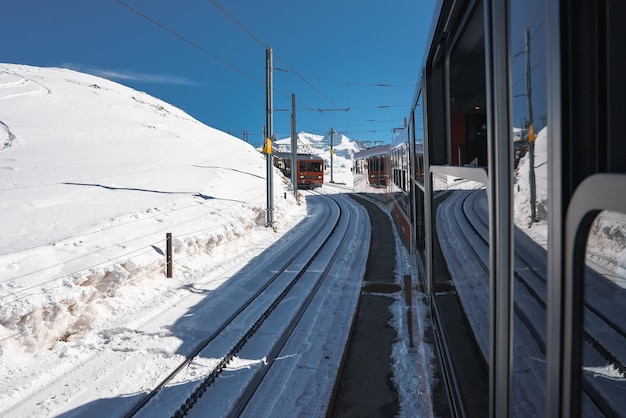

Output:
xmin=582 ymin=211 xmax=626 ymax=416
xmin=510 ymin=0 xmax=548 ymax=415
xmin=431 ymin=171 xmax=489 ymax=416
xmin=449 ymin=7 xmax=487 ymax=167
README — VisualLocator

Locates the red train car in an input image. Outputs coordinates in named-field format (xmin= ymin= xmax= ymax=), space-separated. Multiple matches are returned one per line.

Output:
xmin=273 ymin=152 xmax=324 ymax=188
xmin=353 ymin=143 xmax=392 ymax=188
xmin=296 ymin=157 xmax=324 ymax=188
xmin=366 ymin=155 xmax=388 ymax=187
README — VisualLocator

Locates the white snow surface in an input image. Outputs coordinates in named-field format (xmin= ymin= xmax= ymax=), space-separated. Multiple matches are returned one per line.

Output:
xmin=0 ymin=63 xmax=307 ymax=352
xmin=0 ymin=64 xmax=432 ymax=417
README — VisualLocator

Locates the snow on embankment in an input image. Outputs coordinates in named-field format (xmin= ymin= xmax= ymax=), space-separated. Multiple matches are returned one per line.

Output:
xmin=514 ymin=126 xmax=549 ymax=226
xmin=513 ymin=126 xmax=626 ymax=283
xmin=0 ymin=63 xmax=301 ymax=352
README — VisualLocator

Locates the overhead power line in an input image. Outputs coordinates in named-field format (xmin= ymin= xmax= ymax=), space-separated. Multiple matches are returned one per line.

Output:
xmin=115 ymin=0 xmax=405 ymax=136
xmin=310 ymin=76 xmax=415 ymax=87
xmin=209 ymin=0 xmax=268 ymax=48
xmin=114 ymin=0 xmax=263 ymax=85
xmin=114 ymin=0 xmax=316 ymax=109
xmin=209 ymin=0 xmax=344 ymax=109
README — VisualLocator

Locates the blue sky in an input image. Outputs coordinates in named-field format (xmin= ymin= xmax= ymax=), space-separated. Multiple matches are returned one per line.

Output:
xmin=2 ymin=0 xmax=436 ymax=146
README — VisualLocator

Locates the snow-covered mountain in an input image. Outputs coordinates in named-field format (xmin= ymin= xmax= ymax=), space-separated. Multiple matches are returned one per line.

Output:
xmin=275 ymin=131 xmax=362 ymax=185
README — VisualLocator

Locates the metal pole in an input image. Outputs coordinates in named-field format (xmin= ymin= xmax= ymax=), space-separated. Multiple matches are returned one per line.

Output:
xmin=265 ymin=47 xmax=274 ymax=227
xmin=526 ymin=29 xmax=537 ymax=222
xmin=330 ymin=128 xmax=334 ymax=183
xmin=291 ymin=93 xmax=298 ymax=198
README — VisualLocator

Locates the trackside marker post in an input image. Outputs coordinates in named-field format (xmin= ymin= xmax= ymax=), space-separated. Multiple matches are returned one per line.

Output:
xmin=166 ymin=232 xmax=173 ymax=278
xmin=404 ymin=275 xmax=414 ymax=347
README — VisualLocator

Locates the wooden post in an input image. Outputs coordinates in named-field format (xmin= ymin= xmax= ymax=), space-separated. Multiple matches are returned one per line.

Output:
xmin=404 ymin=275 xmax=414 ymax=347
xmin=166 ymin=233 xmax=173 ymax=278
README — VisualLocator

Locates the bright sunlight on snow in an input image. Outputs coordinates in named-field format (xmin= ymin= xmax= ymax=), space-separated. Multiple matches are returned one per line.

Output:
xmin=0 ymin=63 xmax=304 ymax=354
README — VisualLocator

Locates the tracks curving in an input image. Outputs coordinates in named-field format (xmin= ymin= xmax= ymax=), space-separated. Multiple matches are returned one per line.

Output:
xmin=126 ymin=192 xmax=368 ymax=417
xmin=2 ymin=193 xmax=369 ymax=418
xmin=446 ymin=188 xmax=626 ymax=415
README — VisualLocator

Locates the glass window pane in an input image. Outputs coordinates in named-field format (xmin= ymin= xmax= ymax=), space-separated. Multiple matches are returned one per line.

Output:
xmin=431 ymin=171 xmax=489 ymax=416
xmin=582 ymin=211 xmax=626 ymax=416
xmin=510 ymin=0 xmax=548 ymax=415
xmin=449 ymin=7 xmax=487 ymax=167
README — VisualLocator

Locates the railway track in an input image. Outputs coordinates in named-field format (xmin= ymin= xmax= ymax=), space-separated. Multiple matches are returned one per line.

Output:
xmin=125 ymin=193 xmax=343 ymax=416
xmin=128 ymin=192 xmax=368 ymax=417
xmin=439 ymin=188 xmax=626 ymax=415
xmin=3 ymin=194 xmax=369 ymax=418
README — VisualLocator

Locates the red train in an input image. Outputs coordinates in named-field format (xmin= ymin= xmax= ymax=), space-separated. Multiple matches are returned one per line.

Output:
xmin=273 ymin=153 xmax=324 ymax=188
xmin=353 ymin=138 xmax=424 ymax=245
xmin=355 ymin=0 xmax=626 ymax=416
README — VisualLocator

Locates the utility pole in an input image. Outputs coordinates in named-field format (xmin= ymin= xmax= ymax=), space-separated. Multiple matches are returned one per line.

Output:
xmin=526 ymin=29 xmax=537 ymax=222
xmin=265 ymin=47 xmax=274 ymax=227
xmin=291 ymin=93 xmax=298 ymax=198
xmin=329 ymin=128 xmax=334 ymax=183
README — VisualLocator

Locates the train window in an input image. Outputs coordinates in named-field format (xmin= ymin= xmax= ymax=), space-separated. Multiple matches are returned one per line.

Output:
xmin=308 ymin=162 xmax=322 ymax=172
xmin=413 ymin=92 xmax=424 ymax=187
xmin=448 ymin=4 xmax=486 ymax=167
xmin=430 ymin=167 xmax=490 ymax=417
xmin=424 ymin=1 xmax=492 ymax=414
xmin=581 ymin=210 xmax=626 ymax=416
xmin=510 ymin=0 xmax=548 ymax=415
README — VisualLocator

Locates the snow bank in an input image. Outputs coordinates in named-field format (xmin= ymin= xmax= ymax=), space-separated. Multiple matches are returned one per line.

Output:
xmin=513 ymin=126 xmax=626 ymax=282
xmin=0 ymin=63 xmax=303 ymax=353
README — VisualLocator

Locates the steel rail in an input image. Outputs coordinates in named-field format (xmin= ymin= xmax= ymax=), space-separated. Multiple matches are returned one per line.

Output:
xmin=227 ymin=193 xmax=357 ymax=417
xmin=462 ymin=189 xmax=626 ymax=415
xmin=124 ymin=196 xmax=341 ymax=417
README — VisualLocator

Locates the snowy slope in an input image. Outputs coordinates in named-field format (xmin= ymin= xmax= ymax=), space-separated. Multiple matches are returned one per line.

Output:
xmin=514 ymin=126 xmax=626 ymax=282
xmin=0 ymin=63 xmax=304 ymax=352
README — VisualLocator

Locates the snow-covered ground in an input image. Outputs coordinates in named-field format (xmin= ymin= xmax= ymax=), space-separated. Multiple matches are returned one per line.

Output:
xmin=0 ymin=62 xmax=309 ymax=411
xmin=0 ymin=63 xmax=431 ymax=417
xmin=0 ymin=63 xmax=306 ymax=354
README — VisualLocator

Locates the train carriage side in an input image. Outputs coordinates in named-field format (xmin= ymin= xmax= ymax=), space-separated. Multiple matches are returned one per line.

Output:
xmin=272 ymin=151 xmax=293 ymax=178
xmin=386 ymin=133 xmax=423 ymax=248
xmin=353 ymin=144 xmax=391 ymax=190
xmin=354 ymin=138 xmax=424 ymax=248
xmin=405 ymin=0 xmax=626 ymax=417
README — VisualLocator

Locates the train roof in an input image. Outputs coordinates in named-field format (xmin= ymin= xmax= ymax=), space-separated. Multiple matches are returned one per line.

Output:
xmin=354 ymin=141 xmax=423 ymax=160
xmin=353 ymin=143 xmax=391 ymax=159
xmin=272 ymin=152 xmax=323 ymax=160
